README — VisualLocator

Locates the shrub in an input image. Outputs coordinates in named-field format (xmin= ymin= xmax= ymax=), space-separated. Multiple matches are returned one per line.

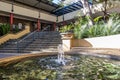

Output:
xmin=73 ymin=14 xmax=120 ymax=39
xmin=0 ymin=23 xmax=10 ymax=36
xmin=74 ymin=24 xmax=88 ymax=39
xmin=104 ymin=16 xmax=120 ymax=35
xmin=73 ymin=17 xmax=89 ymax=39
xmin=59 ymin=24 xmax=73 ymax=33
xmin=87 ymin=24 xmax=105 ymax=37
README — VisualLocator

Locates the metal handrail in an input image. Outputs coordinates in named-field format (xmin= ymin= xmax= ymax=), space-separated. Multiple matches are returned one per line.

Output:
xmin=18 ymin=31 xmax=36 ymax=43
xmin=16 ymin=30 xmax=37 ymax=53
xmin=16 ymin=26 xmax=51 ymax=53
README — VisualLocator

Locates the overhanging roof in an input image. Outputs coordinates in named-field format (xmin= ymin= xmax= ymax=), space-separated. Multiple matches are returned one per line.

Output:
xmin=7 ymin=0 xmax=92 ymax=16
xmin=52 ymin=1 xmax=92 ymax=16
xmin=12 ymin=0 xmax=60 ymax=13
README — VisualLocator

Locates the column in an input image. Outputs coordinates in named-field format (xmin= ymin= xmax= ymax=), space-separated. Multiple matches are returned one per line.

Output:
xmin=37 ymin=19 xmax=40 ymax=31
xmin=10 ymin=1 xmax=14 ymax=30
xmin=54 ymin=22 xmax=56 ymax=31
xmin=10 ymin=13 xmax=13 ymax=27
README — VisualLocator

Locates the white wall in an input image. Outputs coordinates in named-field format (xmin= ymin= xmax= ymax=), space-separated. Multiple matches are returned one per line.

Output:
xmin=58 ymin=9 xmax=84 ymax=22
xmin=85 ymin=34 xmax=120 ymax=48
xmin=0 ymin=1 xmax=56 ymax=22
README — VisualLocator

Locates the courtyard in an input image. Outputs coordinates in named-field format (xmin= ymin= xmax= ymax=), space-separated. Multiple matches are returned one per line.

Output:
xmin=0 ymin=0 xmax=120 ymax=80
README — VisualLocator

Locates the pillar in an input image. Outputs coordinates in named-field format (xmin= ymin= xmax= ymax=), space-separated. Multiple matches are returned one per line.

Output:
xmin=54 ymin=22 xmax=56 ymax=31
xmin=10 ymin=13 xmax=13 ymax=30
xmin=37 ymin=19 xmax=40 ymax=31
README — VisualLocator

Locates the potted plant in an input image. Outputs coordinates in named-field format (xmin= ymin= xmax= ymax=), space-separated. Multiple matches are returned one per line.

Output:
xmin=59 ymin=24 xmax=74 ymax=38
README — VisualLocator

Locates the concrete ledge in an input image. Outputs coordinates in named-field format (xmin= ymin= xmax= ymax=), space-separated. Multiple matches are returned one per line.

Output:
xmin=71 ymin=47 xmax=120 ymax=56
xmin=0 ymin=49 xmax=120 ymax=67
xmin=0 ymin=26 xmax=30 ymax=44
xmin=0 ymin=52 xmax=57 ymax=67
xmin=72 ymin=34 xmax=120 ymax=48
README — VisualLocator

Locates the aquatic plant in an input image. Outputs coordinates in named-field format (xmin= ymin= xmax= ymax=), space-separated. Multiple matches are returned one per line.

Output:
xmin=0 ymin=55 xmax=120 ymax=80
xmin=63 ymin=56 xmax=120 ymax=80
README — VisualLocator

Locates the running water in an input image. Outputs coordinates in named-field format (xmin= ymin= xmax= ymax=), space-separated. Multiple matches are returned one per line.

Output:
xmin=57 ymin=44 xmax=65 ymax=65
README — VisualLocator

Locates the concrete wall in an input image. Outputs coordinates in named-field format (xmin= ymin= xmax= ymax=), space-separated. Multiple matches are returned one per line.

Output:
xmin=0 ymin=15 xmax=9 ymax=23
xmin=58 ymin=9 xmax=84 ymax=22
xmin=72 ymin=39 xmax=92 ymax=47
xmin=72 ymin=34 xmax=120 ymax=48
xmin=0 ymin=1 xmax=56 ymax=22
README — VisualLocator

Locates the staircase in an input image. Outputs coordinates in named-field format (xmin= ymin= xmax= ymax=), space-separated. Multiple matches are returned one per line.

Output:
xmin=0 ymin=31 xmax=62 ymax=53
xmin=0 ymin=33 xmax=29 ymax=53
xmin=0 ymin=39 xmax=18 ymax=53
xmin=23 ymin=31 xmax=62 ymax=53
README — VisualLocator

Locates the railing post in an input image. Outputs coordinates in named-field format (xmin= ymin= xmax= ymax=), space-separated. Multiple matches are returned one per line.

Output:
xmin=15 ymin=27 xmax=51 ymax=53
xmin=17 ymin=41 xmax=19 ymax=53
xmin=33 ymin=32 xmax=35 ymax=41
xmin=38 ymin=32 xmax=39 ymax=39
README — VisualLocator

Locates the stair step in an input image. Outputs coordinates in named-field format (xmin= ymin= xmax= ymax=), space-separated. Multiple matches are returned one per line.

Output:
xmin=31 ymin=42 xmax=62 ymax=44
xmin=0 ymin=31 xmax=62 ymax=53
xmin=28 ymin=44 xmax=59 ymax=46
xmin=25 ymin=47 xmax=57 ymax=50
xmin=0 ymin=50 xmax=18 ymax=53
xmin=23 ymin=49 xmax=58 ymax=53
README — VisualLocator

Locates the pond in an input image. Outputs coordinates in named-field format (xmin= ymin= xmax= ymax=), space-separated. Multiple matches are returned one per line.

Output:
xmin=0 ymin=54 xmax=120 ymax=80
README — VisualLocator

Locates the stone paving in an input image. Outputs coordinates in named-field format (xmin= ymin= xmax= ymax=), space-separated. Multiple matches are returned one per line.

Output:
xmin=0 ymin=48 xmax=120 ymax=59
xmin=0 ymin=47 xmax=120 ymax=66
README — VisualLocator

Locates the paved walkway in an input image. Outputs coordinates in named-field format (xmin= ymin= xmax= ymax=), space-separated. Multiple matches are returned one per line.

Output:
xmin=0 ymin=50 xmax=120 ymax=61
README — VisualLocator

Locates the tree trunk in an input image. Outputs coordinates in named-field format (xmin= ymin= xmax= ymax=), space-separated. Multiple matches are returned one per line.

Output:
xmin=81 ymin=0 xmax=94 ymax=26
xmin=103 ymin=0 xmax=108 ymax=22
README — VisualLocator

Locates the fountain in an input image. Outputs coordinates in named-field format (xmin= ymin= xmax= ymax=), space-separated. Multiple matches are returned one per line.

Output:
xmin=56 ymin=44 xmax=65 ymax=65
xmin=0 ymin=46 xmax=120 ymax=80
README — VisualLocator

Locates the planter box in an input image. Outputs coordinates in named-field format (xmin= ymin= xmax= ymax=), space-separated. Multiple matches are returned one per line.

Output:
xmin=71 ymin=39 xmax=92 ymax=47
xmin=60 ymin=33 xmax=73 ymax=38
xmin=61 ymin=33 xmax=73 ymax=51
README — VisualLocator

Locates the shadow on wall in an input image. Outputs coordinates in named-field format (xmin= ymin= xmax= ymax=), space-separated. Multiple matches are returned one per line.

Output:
xmin=71 ymin=39 xmax=93 ymax=47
